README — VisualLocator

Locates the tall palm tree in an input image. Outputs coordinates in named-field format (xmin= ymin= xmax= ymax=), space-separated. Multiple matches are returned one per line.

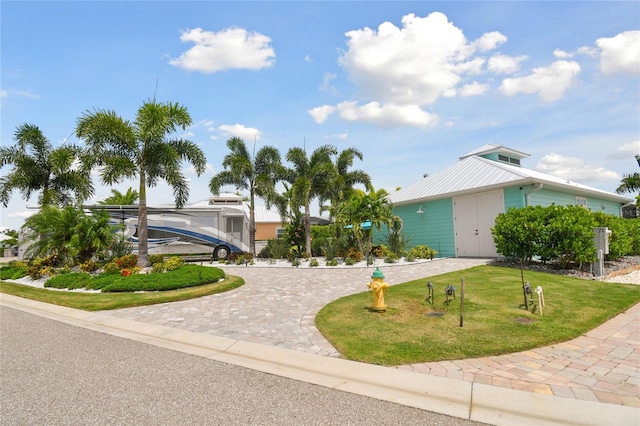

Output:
xmin=76 ymin=100 xmax=207 ymax=267
xmin=0 ymin=123 xmax=93 ymax=208
xmin=321 ymin=147 xmax=371 ymax=220
xmin=98 ymin=187 xmax=139 ymax=205
xmin=209 ymin=137 xmax=282 ymax=255
xmin=284 ymin=144 xmax=337 ymax=256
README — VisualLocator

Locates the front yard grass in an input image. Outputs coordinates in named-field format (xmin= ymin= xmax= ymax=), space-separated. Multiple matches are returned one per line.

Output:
xmin=315 ymin=265 xmax=640 ymax=366
xmin=0 ymin=275 xmax=244 ymax=311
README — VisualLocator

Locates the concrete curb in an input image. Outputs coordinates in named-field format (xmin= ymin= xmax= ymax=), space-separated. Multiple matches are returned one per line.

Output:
xmin=1 ymin=293 xmax=637 ymax=426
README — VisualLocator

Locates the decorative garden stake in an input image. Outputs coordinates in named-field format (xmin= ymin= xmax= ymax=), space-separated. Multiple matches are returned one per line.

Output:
xmin=445 ymin=284 xmax=456 ymax=305
xmin=459 ymin=278 xmax=465 ymax=327
xmin=368 ymin=268 xmax=390 ymax=312
xmin=426 ymin=281 xmax=434 ymax=305
xmin=535 ymin=286 xmax=545 ymax=315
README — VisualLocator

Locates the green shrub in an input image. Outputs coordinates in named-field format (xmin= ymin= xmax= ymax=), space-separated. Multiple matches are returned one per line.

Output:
xmin=102 ymin=262 xmax=120 ymax=273
xmin=346 ymin=247 xmax=363 ymax=262
xmin=309 ymin=258 xmax=319 ymax=267
xmin=149 ymin=254 xmax=165 ymax=265
xmin=593 ymin=212 xmax=633 ymax=260
xmin=101 ymin=265 xmax=225 ymax=292
xmin=326 ymin=259 xmax=338 ymax=267
xmin=45 ymin=272 xmax=92 ymax=290
xmin=0 ymin=265 xmax=27 ymax=280
xmin=114 ymin=254 xmax=138 ymax=269
xmin=384 ymin=253 xmax=399 ymax=263
xmin=344 ymin=257 xmax=356 ymax=266
xmin=79 ymin=260 xmax=99 ymax=273
xmin=407 ymin=245 xmax=438 ymax=259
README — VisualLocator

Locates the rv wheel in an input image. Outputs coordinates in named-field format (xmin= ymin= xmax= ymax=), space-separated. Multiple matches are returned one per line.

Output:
xmin=213 ymin=245 xmax=230 ymax=260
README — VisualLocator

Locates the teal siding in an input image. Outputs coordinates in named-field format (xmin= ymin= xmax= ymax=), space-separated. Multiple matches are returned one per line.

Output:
xmin=528 ymin=188 xmax=623 ymax=217
xmin=504 ymin=186 xmax=525 ymax=210
xmin=391 ymin=199 xmax=455 ymax=258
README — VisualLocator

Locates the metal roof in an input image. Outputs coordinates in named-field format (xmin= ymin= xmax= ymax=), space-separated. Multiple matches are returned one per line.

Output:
xmin=388 ymin=155 xmax=631 ymax=205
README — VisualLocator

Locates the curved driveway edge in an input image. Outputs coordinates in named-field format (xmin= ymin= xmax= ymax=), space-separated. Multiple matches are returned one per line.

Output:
xmin=1 ymin=292 xmax=637 ymax=426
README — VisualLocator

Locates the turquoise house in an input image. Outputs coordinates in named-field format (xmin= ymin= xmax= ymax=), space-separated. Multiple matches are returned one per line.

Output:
xmin=386 ymin=144 xmax=631 ymax=258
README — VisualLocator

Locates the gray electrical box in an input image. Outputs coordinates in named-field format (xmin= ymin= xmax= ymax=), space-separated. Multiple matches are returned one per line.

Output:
xmin=593 ymin=227 xmax=611 ymax=277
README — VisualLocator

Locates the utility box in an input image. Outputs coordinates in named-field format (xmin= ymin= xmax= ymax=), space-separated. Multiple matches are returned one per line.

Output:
xmin=593 ymin=227 xmax=611 ymax=277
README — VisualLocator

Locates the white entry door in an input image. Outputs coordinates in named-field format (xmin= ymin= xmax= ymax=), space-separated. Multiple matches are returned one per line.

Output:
xmin=454 ymin=190 xmax=504 ymax=257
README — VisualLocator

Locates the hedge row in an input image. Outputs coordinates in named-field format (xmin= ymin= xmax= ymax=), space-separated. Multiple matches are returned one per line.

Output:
xmin=45 ymin=264 xmax=225 ymax=292
xmin=492 ymin=205 xmax=639 ymax=268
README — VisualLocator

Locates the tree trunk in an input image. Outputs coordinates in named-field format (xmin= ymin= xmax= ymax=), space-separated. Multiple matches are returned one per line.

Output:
xmin=249 ymin=191 xmax=256 ymax=256
xmin=304 ymin=202 xmax=312 ymax=256
xmin=137 ymin=173 xmax=150 ymax=268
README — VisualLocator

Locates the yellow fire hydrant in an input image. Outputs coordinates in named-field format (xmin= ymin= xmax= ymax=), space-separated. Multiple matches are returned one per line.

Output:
xmin=368 ymin=268 xmax=390 ymax=312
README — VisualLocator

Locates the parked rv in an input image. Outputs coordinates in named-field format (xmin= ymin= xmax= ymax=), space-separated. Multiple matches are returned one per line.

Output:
xmin=89 ymin=194 xmax=250 ymax=260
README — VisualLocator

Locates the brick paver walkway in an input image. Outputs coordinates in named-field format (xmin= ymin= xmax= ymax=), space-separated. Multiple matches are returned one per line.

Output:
xmin=102 ymin=258 xmax=639 ymax=408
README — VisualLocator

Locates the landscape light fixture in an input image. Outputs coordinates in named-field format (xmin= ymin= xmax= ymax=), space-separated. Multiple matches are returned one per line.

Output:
xmin=416 ymin=205 xmax=425 ymax=214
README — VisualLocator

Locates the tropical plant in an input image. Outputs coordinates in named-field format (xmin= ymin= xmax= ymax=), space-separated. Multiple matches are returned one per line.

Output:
xmin=209 ymin=137 xmax=282 ymax=255
xmin=382 ymin=216 xmax=411 ymax=257
xmin=616 ymin=172 xmax=640 ymax=204
xmin=320 ymin=147 xmax=371 ymax=220
xmin=282 ymin=145 xmax=337 ymax=256
xmin=334 ymin=187 xmax=395 ymax=261
xmin=0 ymin=123 xmax=93 ymax=208
xmin=20 ymin=205 xmax=116 ymax=265
xmin=76 ymin=100 xmax=207 ymax=267
xmin=98 ymin=187 xmax=139 ymax=205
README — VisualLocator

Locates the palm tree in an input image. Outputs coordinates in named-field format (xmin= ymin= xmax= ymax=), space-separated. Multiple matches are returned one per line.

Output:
xmin=209 ymin=137 xmax=282 ymax=255
xmin=98 ymin=187 xmax=139 ymax=205
xmin=335 ymin=187 xmax=395 ymax=260
xmin=616 ymin=173 xmax=640 ymax=194
xmin=321 ymin=147 xmax=371 ymax=220
xmin=284 ymin=145 xmax=337 ymax=256
xmin=76 ymin=100 xmax=207 ymax=267
xmin=0 ymin=123 xmax=93 ymax=208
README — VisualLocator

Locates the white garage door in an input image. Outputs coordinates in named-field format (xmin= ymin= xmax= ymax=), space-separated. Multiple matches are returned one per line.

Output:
xmin=454 ymin=190 xmax=504 ymax=257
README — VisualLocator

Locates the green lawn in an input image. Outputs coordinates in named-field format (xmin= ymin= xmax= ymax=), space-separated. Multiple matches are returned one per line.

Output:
xmin=0 ymin=276 xmax=244 ymax=311
xmin=315 ymin=265 xmax=640 ymax=366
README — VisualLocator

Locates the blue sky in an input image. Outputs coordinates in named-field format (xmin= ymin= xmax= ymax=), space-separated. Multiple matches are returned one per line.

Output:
xmin=2 ymin=1 xmax=639 ymax=231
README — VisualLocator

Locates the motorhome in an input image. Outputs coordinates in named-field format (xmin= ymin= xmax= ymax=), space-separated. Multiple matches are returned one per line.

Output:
xmin=92 ymin=194 xmax=250 ymax=260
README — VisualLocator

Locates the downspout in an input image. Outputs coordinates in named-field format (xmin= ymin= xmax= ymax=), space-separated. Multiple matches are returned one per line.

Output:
xmin=525 ymin=183 xmax=543 ymax=206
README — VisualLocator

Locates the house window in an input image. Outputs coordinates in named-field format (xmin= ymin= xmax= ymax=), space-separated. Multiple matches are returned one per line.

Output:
xmin=576 ymin=197 xmax=587 ymax=208
xmin=276 ymin=228 xmax=286 ymax=239
xmin=498 ymin=154 xmax=509 ymax=162
xmin=509 ymin=158 xmax=521 ymax=165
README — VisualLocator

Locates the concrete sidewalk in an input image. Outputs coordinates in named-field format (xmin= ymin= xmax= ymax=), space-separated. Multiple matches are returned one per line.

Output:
xmin=1 ymin=292 xmax=637 ymax=426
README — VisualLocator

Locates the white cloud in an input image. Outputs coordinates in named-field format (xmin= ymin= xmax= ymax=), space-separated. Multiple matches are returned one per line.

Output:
xmin=596 ymin=30 xmax=640 ymax=75
xmin=471 ymin=31 xmax=507 ymax=52
xmin=488 ymin=54 xmax=527 ymax=74
xmin=1 ymin=90 xmax=7 ymax=98
xmin=325 ymin=132 xmax=348 ymax=140
xmin=608 ymin=140 xmax=640 ymax=160
xmin=308 ymin=105 xmax=336 ymax=124
xmin=169 ymin=27 xmax=275 ymax=73
xmin=536 ymin=153 xmax=621 ymax=181
xmin=336 ymin=101 xmax=438 ymax=127
xmin=499 ymin=60 xmax=581 ymax=102
xmin=304 ymin=55 xmax=312 ymax=62
xmin=459 ymin=81 xmax=488 ymax=97
xmin=319 ymin=72 xmax=338 ymax=94
xmin=338 ymin=11 xmax=507 ymax=106
xmin=218 ymin=124 xmax=261 ymax=141
xmin=553 ymin=49 xmax=573 ymax=59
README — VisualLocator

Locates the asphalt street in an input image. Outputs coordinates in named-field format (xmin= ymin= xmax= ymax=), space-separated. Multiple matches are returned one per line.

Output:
xmin=0 ymin=306 xmax=485 ymax=426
